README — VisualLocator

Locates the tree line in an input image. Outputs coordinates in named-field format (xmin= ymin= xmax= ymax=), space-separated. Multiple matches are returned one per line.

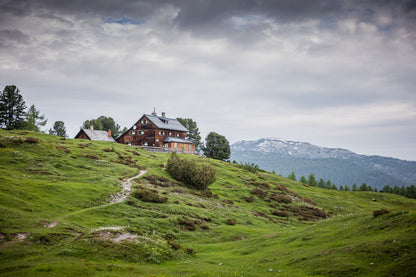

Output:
xmin=0 ymin=85 xmax=67 ymax=136
xmin=288 ymin=170 xmax=416 ymax=199
xmin=1 ymin=85 xmax=232 ymax=160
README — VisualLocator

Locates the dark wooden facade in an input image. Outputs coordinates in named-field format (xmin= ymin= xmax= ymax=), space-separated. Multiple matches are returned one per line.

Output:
xmin=116 ymin=114 xmax=195 ymax=153
xmin=75 ymin=130 xmax=89 ymax=140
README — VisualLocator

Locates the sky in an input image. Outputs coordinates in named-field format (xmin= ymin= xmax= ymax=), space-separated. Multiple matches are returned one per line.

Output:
xmin=1 ymin=0 xmax=416 ymax=160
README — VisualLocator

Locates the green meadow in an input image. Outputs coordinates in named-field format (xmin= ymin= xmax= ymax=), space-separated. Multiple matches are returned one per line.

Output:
xmin=0 ymin=129 xmax=415 ymax=276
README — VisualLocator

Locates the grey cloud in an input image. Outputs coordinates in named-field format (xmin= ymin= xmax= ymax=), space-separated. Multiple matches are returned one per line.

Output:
xmin=0 ymin=29 xmax=29 ymax=47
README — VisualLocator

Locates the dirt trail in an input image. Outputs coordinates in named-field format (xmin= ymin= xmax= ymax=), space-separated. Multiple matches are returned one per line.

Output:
xmin=47 ymin=170 xmax=147 ymax=228
xmin=106 ymin=170 xmax=147 ymax=205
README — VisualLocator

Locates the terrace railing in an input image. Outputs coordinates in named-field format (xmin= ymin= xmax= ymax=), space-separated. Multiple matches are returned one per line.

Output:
xmin=138 ymin=146 xmax=195 ymax=155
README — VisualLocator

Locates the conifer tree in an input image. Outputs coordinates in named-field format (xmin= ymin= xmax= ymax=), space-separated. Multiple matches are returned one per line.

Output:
xmin=49 ymin=121 xmax=67 ymax=137
xmin=308 ymin=173 xmax=317 ymax=186
xmin=25 ymin=104 xmax=47 ymax=131
xmin=288 ymin=171 xmax=297 ymax=181
xmin=203 ymin=132 xmax=230 ymax=161
xmin=177 ymin=118 xmax=202 ymax=148
xmin=0 ymin=85 xmax=26 ymax=130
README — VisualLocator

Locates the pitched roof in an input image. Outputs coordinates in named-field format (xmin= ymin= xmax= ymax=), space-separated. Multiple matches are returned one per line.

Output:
xmin=163 ymin=137 xmax=194 ymax=144
xmin=78 ymin=128 xmax=116 ymax=142
xmin=144 ymin=114 xmax=188 ymax=132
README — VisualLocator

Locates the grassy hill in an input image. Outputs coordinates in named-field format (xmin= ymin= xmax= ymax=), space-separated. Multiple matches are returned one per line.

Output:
xmin=1 ymin=130 xmax=415 ymax=276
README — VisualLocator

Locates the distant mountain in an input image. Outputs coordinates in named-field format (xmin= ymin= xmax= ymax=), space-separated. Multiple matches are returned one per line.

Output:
xmin=230 ymin=137 xmax=416 ymax=189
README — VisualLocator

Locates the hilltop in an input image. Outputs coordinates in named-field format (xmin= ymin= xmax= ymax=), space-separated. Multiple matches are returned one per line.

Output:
xmin=0 ymin=130 xmax=416 ymax=276
xmin=231 ymin=137 xmax=416 ymax=189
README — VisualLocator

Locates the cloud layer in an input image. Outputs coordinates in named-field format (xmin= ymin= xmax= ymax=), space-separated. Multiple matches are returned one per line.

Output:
xmin=1 ymin=0 xmax=416 ymax=160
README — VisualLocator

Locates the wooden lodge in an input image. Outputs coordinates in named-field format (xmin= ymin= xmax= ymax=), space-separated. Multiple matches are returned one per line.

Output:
xmin=75 ymin=126 xmax=116 ymax=142
xmin=116 ymin=111 xmax=195 ymax=154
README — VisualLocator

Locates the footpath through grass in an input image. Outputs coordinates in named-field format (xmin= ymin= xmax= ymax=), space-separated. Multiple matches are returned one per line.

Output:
xmin=0 ymin=130 xmax=415 ymax=276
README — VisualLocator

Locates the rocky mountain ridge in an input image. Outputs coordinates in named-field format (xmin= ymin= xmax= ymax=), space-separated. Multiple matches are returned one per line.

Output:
xmin=231 ymin=137 xmax=416 ymax=188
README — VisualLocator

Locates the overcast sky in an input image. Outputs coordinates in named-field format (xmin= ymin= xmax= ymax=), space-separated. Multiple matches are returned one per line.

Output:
xmin=1 ymin=0 xmax=415 ymax=160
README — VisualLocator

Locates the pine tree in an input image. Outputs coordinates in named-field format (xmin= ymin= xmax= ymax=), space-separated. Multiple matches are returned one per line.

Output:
xmin=299 ymin=176 xmax=307 ymax=184
xmin=308 ymin=174 xmax=317 ymax=186
xmin=288 ymin=171 xmax=297 ymax=181
xmin=325 ymin=180 xmax=332 ymax=189
xmin=82 ymin=116 xmax=121 ymax=139
xmin=318 ymin=178 xmax=326 ymax=188
xmin=0 ymin=85 xmax=27 ymax=130
xmin=177 ymin=118 xmax=202 ymax=148
xmin=49 ymin=121 xmax=67 ymax=137
xmin=24 ymin=104 xmax=47 ymax=131
xmin=203 ymin=132 xmax=230 ymax=161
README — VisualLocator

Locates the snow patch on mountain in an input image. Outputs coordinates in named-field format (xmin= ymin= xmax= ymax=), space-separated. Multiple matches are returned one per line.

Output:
xmin=231 ymin=137 xmax=355 ymax=159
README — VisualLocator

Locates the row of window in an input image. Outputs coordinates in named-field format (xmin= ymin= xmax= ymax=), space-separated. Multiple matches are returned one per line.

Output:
xmin=130 ymin=130 xmax=181 ymax=138
xmin=130 ymin=130 xmax=144 ymax=136
xmin=125 ymin=142 xmax=192 ymax=149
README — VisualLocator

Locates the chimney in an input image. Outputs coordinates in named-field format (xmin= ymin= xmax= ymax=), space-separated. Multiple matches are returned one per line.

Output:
xmin=151 ymin=107 xmax=157 ymax=116
xmin=162 ymin=112 xmax=166 ymax=117
xmin=90 ymin=125 xmax=94 ymax=131
xmin=108 ymin=129 xmax=112 ymax=138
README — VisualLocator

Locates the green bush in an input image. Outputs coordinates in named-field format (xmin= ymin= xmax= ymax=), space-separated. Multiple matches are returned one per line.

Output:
xmin=166 ymin=152 xmax=216 ymax=190
xmin=133 ymin=188 xmax=168 ymax=203
xmin=373 ymin=209 xmax=390 ymax=217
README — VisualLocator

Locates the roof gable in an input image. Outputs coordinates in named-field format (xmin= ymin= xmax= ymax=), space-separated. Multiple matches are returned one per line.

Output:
xmin=144 ymin=114 xmax=188 ymax=132
xmin=78 ymin=128 xmax=116 ymax=142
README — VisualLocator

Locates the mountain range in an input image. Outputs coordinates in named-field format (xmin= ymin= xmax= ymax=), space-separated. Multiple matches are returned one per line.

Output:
xmin=230 ymin=137 xmax=416 ymax=189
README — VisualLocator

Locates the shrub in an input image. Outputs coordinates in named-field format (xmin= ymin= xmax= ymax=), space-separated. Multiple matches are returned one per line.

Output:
xmin=127 ymin=199 xmax=137 ymax=206
xmin=250 ymin=188 xmax=268 ymax=199
xmin=168 ymin=240 xmax=181 ymax=250
xmin=269 ymin=193 xmax=292 ymax=203
xmin=84 ymin=153 xmax=99 ymax=159
xmin=275 ymin=184 xmax=290 ymax=193
xmin=373 ymin=209 xmax=390 ymax=217
xmin=226 ymin=219 xmax=236 ymax=225
xmin=25 ymin=137 xmax=40 ymax=143
xmin=178 ymin=218 xmax=196 ymax=230
xmin=244 ymin=195 xmax=254 ymax=202
xmin=166 ymin=152 xmax=216 ymax=190
xmin=232 ymin=161 xmax=260 ymax=173
xmin=133 ymin=188 xmax=168 ymax=203
xmin=56 ymin=146 xmax=70 ymax=153
xmin=272 ymin=210 xmax=289 ymax=217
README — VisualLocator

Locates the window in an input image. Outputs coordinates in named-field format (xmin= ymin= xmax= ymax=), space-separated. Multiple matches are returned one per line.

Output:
xmin=130 ymin=131 xmax=135 ymax=135
xmin=169 ymin=131 xmax=172 ymax=136
xmin=141 ymin=119 xmax=148 ymax=125
xmin=127 ymin=142 xmax=131 ymax=146
xmin=144 ymin=142 xmax=148 ymax=146
xmin=174 ymin=143 xmax=178 ymax=148
xmin=139 ymin=130 xmax=144 ymax=135
xmin=176 ymin=133 xmax=180 ymax=137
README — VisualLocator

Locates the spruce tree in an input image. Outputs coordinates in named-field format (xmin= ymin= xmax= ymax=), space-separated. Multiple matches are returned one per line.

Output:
xmin=177 ymin=118 xmax=202 ymax=148
xmin=0 ymin=85 xmax=26 ymax=130
xmin=308 ymin=174 xmax=317 ymax=186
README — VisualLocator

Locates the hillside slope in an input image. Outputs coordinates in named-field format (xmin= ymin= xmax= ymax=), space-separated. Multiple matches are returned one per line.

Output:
xmin=231 ymin=137 xmax=416 ymax=189
xmin=1 ymin=130 xmax=416 ymax=276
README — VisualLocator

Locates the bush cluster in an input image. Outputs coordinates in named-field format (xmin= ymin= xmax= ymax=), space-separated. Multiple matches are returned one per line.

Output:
xmin=133 ymin=188 xmax=168 ymax=203
xmin=166 ymin=152 xmax=216 ymax=190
